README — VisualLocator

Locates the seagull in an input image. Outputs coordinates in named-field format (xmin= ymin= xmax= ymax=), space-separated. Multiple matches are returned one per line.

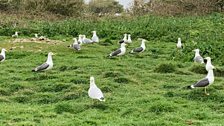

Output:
xmin=187 ymin=57 xmax=215 ymax=95
xmin=127 ymin=34 xmax=132 ymax=43
xmin=130 ymin=39 xmax=146 ymax=53
xmin=193 ymin=49 xmax=204 ymax=64
xmin=109 ymin=43 xmax=127 ymax=57
xmin=91 ymin=31 xmax=99 ymax=43
xmin=82 ymin=35 xmax=94 ymax=44
xmin=68 ymin=38 xmax=81 ymax=51
xmin=88 ymin=76 xmax=105 ymax=101
xmin=12 ymin=31 xmax=18 ymax=38
xmin=35 ymin=33 xmax=38 ymax=38
xmin=176 ymin=38 xmax=182 ymax=49
xmin=119 ymin=34 xmax=128 ymax=44
xmin=32 ymin=52 xmax=54 ymax=72
xmin=205 ymin=57 xmax=215 ymax=71
xmin=78 ymin=34 xmax=83 ymax=45
xmin=0 ymin=48 xmax=7 ymax=62
xmin=31 ymin=34 xmax=39 ymax=41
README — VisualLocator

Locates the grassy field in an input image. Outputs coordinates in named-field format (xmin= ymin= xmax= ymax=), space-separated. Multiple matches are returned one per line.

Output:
xmin=0 ymin=14 xmax=224 ymax=125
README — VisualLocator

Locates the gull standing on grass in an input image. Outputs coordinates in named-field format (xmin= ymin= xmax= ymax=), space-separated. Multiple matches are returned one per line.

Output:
xmin=82 ymin=35 xmax=94 ymax=44
xmin=109 ymin=43 xmax=127 ymax=57
xmin=78 ymin=35 xmax=83 ymax=45
xmin=91 ymin=31 xmax=99 ymax=43
xmin=193 ymin=49 xmax=204 ymax=64
xmin=205 ymin=57 xmax=215 ymax=71
xmin=187 ymin=57 xmax=215 ymax=95
xmin=68 ymin=38 xmax=81 ymax=51
xmin=88 ymin=76 xmax=105 ymax=101
xmin=127 ymin=34 xmax=132 ymax=43
xmin=176 ymin=38 xmax=182 ymax=49
xmin=32 ymin=52 xmax=54 ymax=72
xmin=130 ymin=39 xmax=146 ymax=53
xmin=12 ymin=31 xmax=18 ymax=38
xmin=119 ymin=34 xmax=128 ymax=44
xmin=0 ymin=48 xmax=7 ymax=62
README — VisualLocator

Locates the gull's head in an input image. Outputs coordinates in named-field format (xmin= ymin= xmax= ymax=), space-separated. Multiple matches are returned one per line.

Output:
xmin=142 ymin=39 xmax=146 ymax=43
xmin=73 ymin=38 xmax=77 ymax=41
xmin=121 ymin=43 xmax=127 ymax=47
xmin=1 ymin=48 xmax=7 ymax=52
xmin=90 ymin=76 xmax=95 ymax=85
xmin=92 ymin=31 xmax=96 ymax=34
xmin=15 ymin=31 xmax=18 ymax=34
xmin=193 ymin=49 xmax=200 ymax=52
xmin=82 ymin=35 xmax=86 ymax=39
xmin=204 ymin=57 xmax=211 ymax=61
xmin=34 ymin=33 xmax=38 ymax=38
xmin=128 ymin=34 xmax=131 ymax=37
xmin=73 ymin=38 xmax=78 ymax=43
xmin=48 ymin=52 xmax=54 ymax=56
xmin=178 ymin=38 xmax=181 ymax=42
xmin=124 ymin=34 xmax=127 ymax=37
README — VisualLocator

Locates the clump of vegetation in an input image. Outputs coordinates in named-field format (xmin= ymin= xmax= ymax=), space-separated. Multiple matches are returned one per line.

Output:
xmin=214 ymin=67 xmax=224 ymax=77
xmin=189 ymin=64 xmax=207 ymax=74
xmin=114 ymin=77 xmax=129 ymax=84
xmin=154 ymin=63 xmax=176 ymax=73
xmin=54 ymin=103 xmax=74 ymax=114
xmin=149 ymin=101 xmax=177 ymax=114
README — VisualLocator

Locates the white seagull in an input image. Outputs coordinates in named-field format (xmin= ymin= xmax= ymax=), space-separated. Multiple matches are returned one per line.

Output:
xmin=0 ymin=48 xmax=7 ymax=62
xmin=68 ymin=38 xmax=81 ymax=51
xmin=119 ymin=34 xmax=128 ymax=44
xmin=187 ymin=57 xmax=215 ymax=95
xmin=205 ymin=57 xmax=215 ymax=72
xmin=127 ymin=34 xmax=132 ymax=43
xmin=78 ymin=34 xmax=83 ymax=45
xmin=32 ymin=52 xmax=54 ymax=72
xmin=91 ymin=31 xmax=99 ymax=43
xmin=109 ymin=43 xmax=127 ymax=57
xmin=82 ymin=35 xmax=94 ymax=44
xmin=176 ymin=38 xmax=182 ymax=49
xmin=130 ymin=39 xmax=146 ymax=53
xmin=193 ymin=49 xmax=204 ymax=64
xmin=12 ymin=31 xmax=18 ymax=38
xmin=35 ymin=33 xmax=38 ymax=38
xmin=88 ymin=76 xmax=105 ymax=101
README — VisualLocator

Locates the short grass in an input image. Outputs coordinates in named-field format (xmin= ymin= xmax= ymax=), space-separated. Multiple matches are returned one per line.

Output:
xmin=0 ymin=15 xmax=224 ymax=125
xmin=0 ymin=38 xmax=223 ymax=126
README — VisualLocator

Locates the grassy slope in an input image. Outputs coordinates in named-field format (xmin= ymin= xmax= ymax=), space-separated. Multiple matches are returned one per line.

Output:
xmin=0 ymin=15 xmax=224 ymax=125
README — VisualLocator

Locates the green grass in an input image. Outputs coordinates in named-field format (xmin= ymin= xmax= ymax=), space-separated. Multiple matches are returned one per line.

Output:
xmin=0 ymin=14 xmax=224 ymax=125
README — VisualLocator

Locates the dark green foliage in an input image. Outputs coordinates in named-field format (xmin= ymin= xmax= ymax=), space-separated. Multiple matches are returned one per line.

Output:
xmin=114 ymin=77 xmax=129 ymax=84
xmin=26 ymin=75 xmax=58 ymax=81
xmin=103 ymin=71 xmax=121 ymax=78
xmin=154 ymin=63 xmax=176 ymax=73
xmin=0 ymin=88 xmax=10 ymax=96
xmin=70 ymin=79 xmax=88 ymax=84
xmin=100 ymin=39 xmax=114 ymax=46
xmin=214 ymin=67 xmax=224 ymax=77
xmin=54 ymin=103 xmax=74 ymax=114
xmin=63 ymin=92 xmax=81 ymax=100
xmin=13 ymin=95 xmax=30 ymax=103
xmin=149 ymin=102 xmax=176 ymax=114
xmin=189 ymin=64 xmax=207 ymax=74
